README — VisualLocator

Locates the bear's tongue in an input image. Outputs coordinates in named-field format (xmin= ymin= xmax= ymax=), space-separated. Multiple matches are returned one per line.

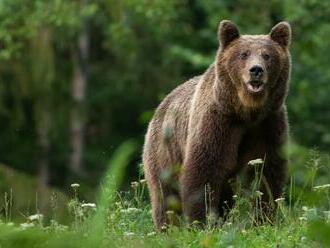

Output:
xmin=247 ymin=81 xmax=264 ymax=93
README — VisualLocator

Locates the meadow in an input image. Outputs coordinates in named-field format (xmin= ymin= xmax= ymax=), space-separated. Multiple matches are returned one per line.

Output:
xmin=0 ymin=141 xmax=329 ymax=248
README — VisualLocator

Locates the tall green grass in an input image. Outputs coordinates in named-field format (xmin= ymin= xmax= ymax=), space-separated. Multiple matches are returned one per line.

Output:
xmin=0 ymin=141 xmax=329 ymax=247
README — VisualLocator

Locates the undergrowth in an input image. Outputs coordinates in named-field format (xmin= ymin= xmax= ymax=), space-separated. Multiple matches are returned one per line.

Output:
xmin=0 ymin=142 xmax=329 ymax=247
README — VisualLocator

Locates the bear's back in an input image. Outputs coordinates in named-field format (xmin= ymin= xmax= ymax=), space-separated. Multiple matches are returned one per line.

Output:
xmin=144 ymin=76 xmax=201 ymax=166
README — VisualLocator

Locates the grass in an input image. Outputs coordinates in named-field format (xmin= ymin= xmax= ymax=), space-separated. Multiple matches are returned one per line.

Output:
xmin=0 ymin=142 xmax=329 ymax=247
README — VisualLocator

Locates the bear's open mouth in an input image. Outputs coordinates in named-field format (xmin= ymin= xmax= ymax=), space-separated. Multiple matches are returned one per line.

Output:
xmin=246 ymin=81 xmax=265 ymax=93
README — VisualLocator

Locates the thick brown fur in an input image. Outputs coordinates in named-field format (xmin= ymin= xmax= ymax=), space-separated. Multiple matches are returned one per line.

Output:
xmin=143 ymin=20 xmax=291 ymax=230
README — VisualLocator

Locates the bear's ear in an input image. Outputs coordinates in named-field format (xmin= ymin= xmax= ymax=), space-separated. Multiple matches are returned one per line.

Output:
xmin=218 ymin=20 xmax=240 ymax=49
xmin=269 ymin=22 xmax=291 ymax=48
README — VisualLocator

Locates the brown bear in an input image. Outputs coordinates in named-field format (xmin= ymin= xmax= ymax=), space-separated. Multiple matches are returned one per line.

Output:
xmin=143 ymin=20 xmax=291 ymax=230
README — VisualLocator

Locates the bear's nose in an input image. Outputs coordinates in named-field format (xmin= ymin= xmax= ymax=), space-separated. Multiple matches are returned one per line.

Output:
xmin=249 ymin=66 xmax=264 ymax=79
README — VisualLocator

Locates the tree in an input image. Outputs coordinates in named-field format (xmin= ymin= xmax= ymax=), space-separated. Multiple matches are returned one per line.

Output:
xmin=70 ymin=0 xmax=90 ymax=175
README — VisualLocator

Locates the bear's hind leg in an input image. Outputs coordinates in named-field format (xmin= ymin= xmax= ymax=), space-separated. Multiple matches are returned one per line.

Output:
xmin=148 ymin=177 xmax=181 ymax=230
xmin=148 ymin=180 xmax=167 ymax=230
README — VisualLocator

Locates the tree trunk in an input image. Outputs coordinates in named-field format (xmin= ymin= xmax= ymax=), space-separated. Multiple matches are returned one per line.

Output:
xmin=70 ymin=0 xmax=90 ymax=175
xmin=33 ymin=28 xmax=54 ymax=212
xmin=36 ymin=109 xmax=50 ymax=212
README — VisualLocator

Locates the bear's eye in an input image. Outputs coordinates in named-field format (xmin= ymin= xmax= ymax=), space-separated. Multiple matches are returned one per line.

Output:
xmin=240 ymin=51 xmax=249 ymax=60
xmin=262 ymin=53 xmax=270 ymax=61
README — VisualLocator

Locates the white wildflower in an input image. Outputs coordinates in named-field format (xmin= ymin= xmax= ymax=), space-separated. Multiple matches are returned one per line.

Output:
xmin=248 ymin=158 xmax=264 ymax=166
xmin=50 ymin=220 xmax=68 ymax=232
xmin=232 ymin=194 xmax=238 ymax=199
xmin=275 ymin=197 xmax=285 ymax=203
xmin=256 ymin=190 xmax=264 ymax=197
xmin=161 ymin=225 xmax=167 ymax=231
xmin=147 ymin=231 xmax=156 ymax=236
xmin=20 ymin=223 xmax=35 ymax=229
xmin=28 ymin=214 xmax=43 ymax=222
xmin=81 ymin=203 xmax=97 ymax=209
xmin=131 ymin=181 xmax=139 ymax=189
xmin=70 ymin=183 xmax=80 ymax=188
xmin=139 ymin=179 xmax=147 ymax=184
xmin=166 ymin=210 xmax=174 ymax=215
xmin=124 ymin=232 xmax=135 ymax=237
xmin=313 ymin=184 xmax=330 ymax=191
xmin=302 ymin=206 xmax=309 ymax=212
xmin=120 ymin=207 xmax=142 ymax=214
xmin=225 ymin=222 xmax=232 ymax=227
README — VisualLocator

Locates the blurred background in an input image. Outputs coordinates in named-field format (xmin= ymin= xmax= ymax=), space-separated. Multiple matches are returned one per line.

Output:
xmin=0 ymin=0 xmax=329 ymax=222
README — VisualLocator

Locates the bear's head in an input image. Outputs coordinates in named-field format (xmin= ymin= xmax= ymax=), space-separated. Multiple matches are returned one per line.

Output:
xmin=216 ymin=20 xmax=291 ymax=109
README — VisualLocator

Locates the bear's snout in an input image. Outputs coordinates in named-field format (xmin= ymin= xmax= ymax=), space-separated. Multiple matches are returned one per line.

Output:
xmin=249 ymin=65 xmax=264 ymax=79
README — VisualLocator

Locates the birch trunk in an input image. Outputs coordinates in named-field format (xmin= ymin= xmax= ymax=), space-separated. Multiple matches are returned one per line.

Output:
xmin=70 ymin=0 xmax=90 ymax=174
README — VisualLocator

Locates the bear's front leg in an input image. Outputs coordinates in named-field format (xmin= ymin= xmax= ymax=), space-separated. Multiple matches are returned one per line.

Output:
xmin=180 ymin=111 xmax=242 ymax=225
xmin=260 ymin=109 xmax=288 ymax=214
xmin=181 ymin=151 xmax=223 ymax=224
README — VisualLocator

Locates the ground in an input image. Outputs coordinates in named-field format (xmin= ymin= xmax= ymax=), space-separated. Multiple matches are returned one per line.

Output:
xmin=0 ymin=142 xmax=329 ymax=247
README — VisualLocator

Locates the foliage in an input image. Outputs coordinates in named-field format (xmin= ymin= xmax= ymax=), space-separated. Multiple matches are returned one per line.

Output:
xmin=0 ymin=0 xmax=329 ymax=190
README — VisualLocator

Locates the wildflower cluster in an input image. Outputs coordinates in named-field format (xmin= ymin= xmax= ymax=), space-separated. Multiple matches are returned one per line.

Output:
xmin=67 ymin=183 xmax=97 ymax=230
